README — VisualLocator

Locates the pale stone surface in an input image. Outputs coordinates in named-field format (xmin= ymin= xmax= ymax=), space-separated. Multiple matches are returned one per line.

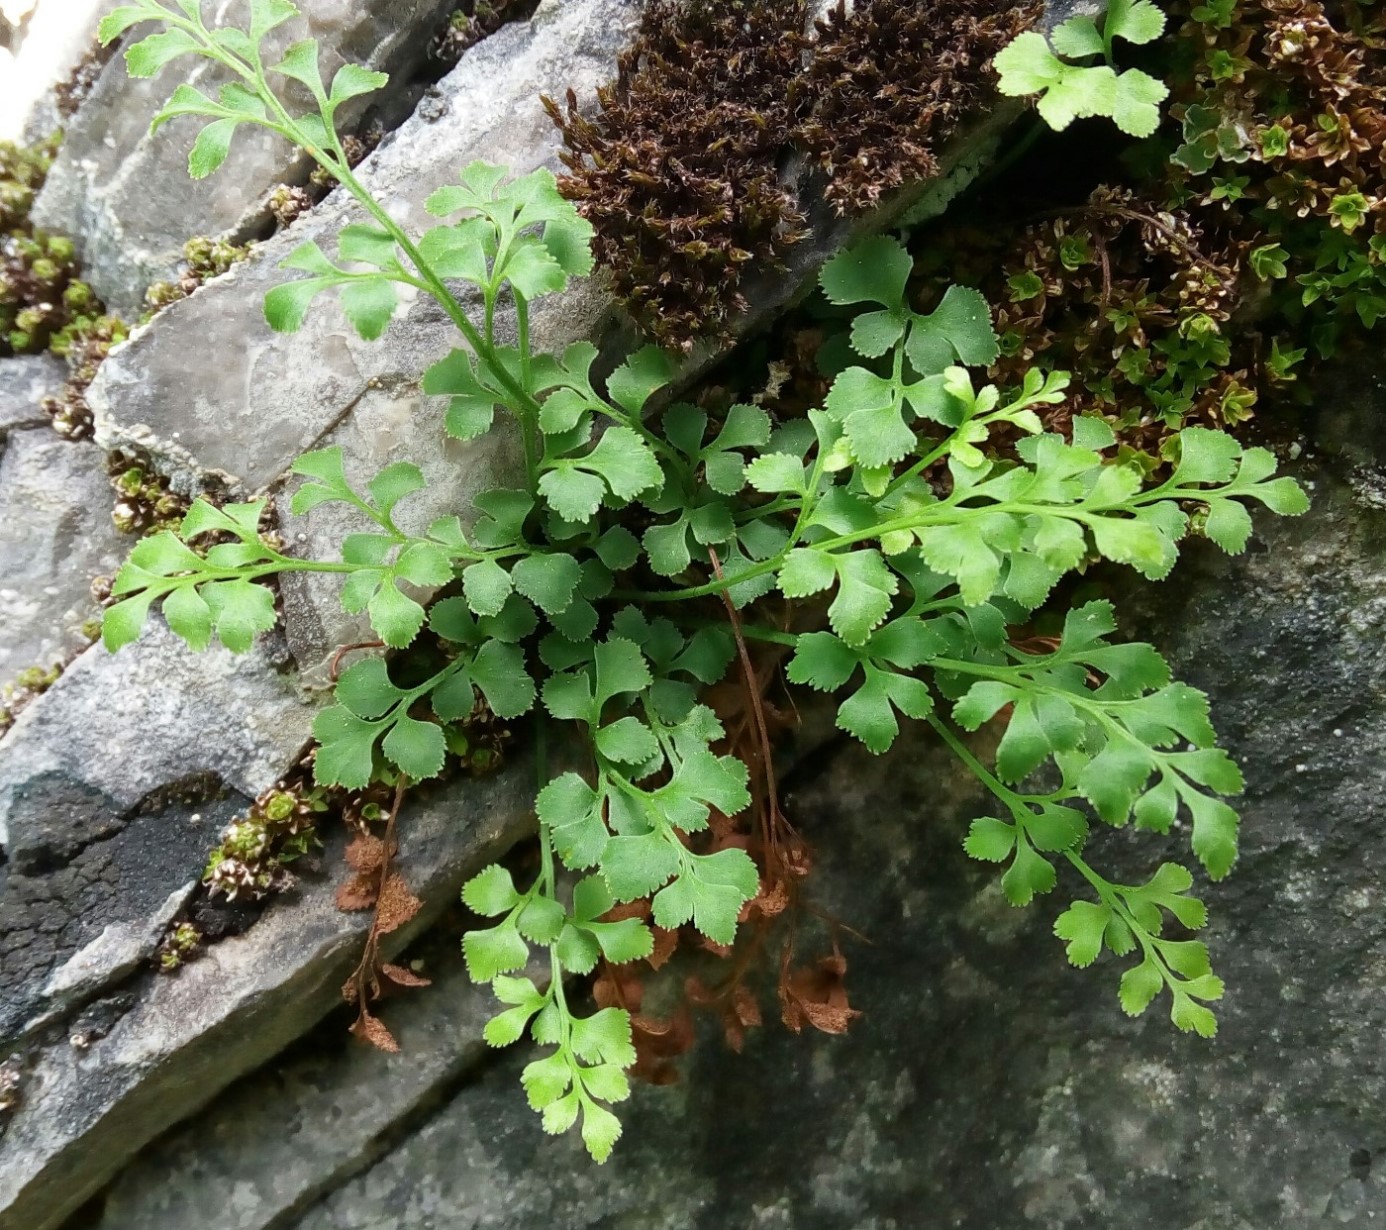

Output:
xmin=91 ymin=944 xmax=514 ymax=1230
xmin=31 ymin=0 xmax=465 ymax=314
xmin=0 ymin=620 xmax=311 ymax=847
xmin=0 ymin=427 xmax=127 ymax=679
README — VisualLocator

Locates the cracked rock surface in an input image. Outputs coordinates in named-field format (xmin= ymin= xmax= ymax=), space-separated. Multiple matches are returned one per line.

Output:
xmin=0 ymin=620 xmax=313 ymax=1045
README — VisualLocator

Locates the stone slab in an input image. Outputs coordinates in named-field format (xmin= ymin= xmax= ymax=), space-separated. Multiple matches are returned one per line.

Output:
xmin=0 ymin=620 xmax=314 ymax=1044
xmin=0 ymin=755 xmax=536 ymax=1230
xmin=0 ymin=355 xmax=63 ymax=440
xmin=31 ymin=0 xmax=466 ymax=314
xmin=0 ymin=427 xmax=128 ymax=679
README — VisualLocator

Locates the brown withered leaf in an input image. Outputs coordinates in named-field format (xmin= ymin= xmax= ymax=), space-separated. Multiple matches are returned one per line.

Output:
xmin=335 ymin=874 xmax=378 ymax=912
xmin=350 ymin=1010 xmax=400 ymax=1053
xmin=344 ymin=832 xmax=386 ymax=873
xmin=751 ymin=876 xmax=792 ymax=920
xmin=780 ymin=944 xmax=861 ymax=1036
xmin=647 ymin=926 xmax=679 ymax=970
xmin=380 ymin=963 xmax=432 ymax=989
xmin=374 ymin=872 xmax=422 ymax=936
xmin=630 ymin=1004 xmax=696 ymax=1084
xmin=688 ymin=972 xmax=766 ymax=1053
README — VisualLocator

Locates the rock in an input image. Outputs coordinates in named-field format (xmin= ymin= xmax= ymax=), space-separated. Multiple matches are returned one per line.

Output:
xmin=0 ymin=355 xmax=63 ymax=440
xmin=91 ymin=942 xmax=515 ymax=1230
xmin=0 ymin=757 xmax=536 ymax=1230
xmin=0 ymin=620 xmax=314 ymax=1043
xmin=38 ymin=881 xmax=195 ymax=1021
xmin=87 ymin=0 xmax=639 ymax=489
xmin=0 ymin=427 xmax=128 ymax=679
xmin=31 ymin=0 xmax=465 ymax=314
xmin=89 ymin=0 xmax=641 ymax=677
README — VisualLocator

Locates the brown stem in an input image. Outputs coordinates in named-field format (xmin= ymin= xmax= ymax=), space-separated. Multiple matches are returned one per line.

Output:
xmin=1040 ymin=204 xmax=1235 ymax=280
xmin=348 ymin=775 xmax=408 ymax=1021
xmin=330 ymin=640 xmax=386 ymax=682
xmin=707 ymin=547 xmax=782 ymax=848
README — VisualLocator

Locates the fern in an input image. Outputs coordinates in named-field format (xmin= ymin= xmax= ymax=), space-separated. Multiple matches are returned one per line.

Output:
xmin=99 ymin=0 xmax=1303 ymax=1159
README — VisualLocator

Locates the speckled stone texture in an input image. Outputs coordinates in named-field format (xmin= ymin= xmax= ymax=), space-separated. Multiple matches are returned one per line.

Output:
xmin=0 ymin=620 xmax=313 ymax=1043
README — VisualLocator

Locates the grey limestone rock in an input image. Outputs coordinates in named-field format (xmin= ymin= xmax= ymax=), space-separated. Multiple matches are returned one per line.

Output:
xmin=0 ymin=426 xmax=128 ymax=680
xmin=0 ymin=756 xmax=536 ymax=1230
xmin=91 ymin=941 xmax=519 ymax=1230
xmin=88 ymin=0 xmax=642 ymax=678
xmin=0 ymin=355 xmax=63 ymax=441
xmin=31 ymin=0 xmax=465 ymax=315
xmin=0 ymin=620 xmax=313 ymax=1048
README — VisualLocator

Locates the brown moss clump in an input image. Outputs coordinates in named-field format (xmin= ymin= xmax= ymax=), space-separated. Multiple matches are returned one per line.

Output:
xmin=547 ymin=0 xmax=1038 ymax=351
xmin=545 ymin=0 xmax=814 ymax=352
xmin=920 ymin=186 xmax=1259 ymax=451
xmin=801 ymin=0 xmax=1040 ymax=215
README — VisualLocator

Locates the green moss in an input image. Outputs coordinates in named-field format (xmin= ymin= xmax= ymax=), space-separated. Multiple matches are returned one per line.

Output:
xmin=0 ymin=133 xmax=117 ymax=359
xmin=0 ymin=661 xmax=63 ymax=737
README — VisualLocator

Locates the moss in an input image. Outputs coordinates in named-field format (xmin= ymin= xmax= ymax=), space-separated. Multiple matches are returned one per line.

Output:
xmin=431 ymin=0 xmax=531 ymax=65
xmin=203 ymin=781 xmax=327 ymax=902
xmin=156 ymin=921 xmax=202 ymax=973
xmin=0 ymin=662 xmax=63 ymax=737
xmin=547 ymin=0 xmax=1038 ymax=351
xmin=890 ymin=0 xmax=1386 ymax=459
xmin=802 ymin=0 xmax=1040 ymax=216
xmin=107 ymin=450 xmax=189 ymax=536
xmin=0 ymin=133 xmax=114 ymax=358
xmin=141 ymin=234 xmax=253 ymax=322
xmin=546 ymin=0 xmax=814 ymax=352
xmin=41 ymin=313 xmax=129 ymax=440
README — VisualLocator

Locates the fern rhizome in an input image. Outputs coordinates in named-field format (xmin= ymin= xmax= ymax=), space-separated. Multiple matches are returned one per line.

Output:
xmin=97 ymin=0 xmax=1307 ymax=1161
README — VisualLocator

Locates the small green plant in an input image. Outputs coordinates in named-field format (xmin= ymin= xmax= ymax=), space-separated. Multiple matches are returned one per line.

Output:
xmin=995 ymin=0 xmax=1170 ymax=136
xmin=99 ymin=0 xmax=1305 ymax=1161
